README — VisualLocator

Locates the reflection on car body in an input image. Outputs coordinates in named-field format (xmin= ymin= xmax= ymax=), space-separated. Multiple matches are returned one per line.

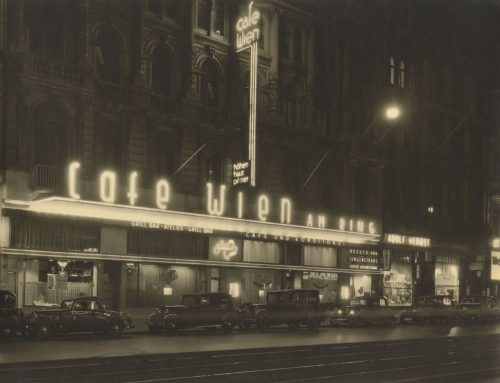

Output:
xmin=400 ymin=295 xmax=457 ymax=324
xmin=331 ymin=296 xmax=394 ymax=326
xmin=147 ymin=292 xmax=238 ymax=334
xmin=25 ymin=296 xmax=134 ymax=339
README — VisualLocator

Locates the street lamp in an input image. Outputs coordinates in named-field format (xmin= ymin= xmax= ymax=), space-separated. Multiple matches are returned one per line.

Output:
xmin=361 ymin=104 xmax=402 ymax=140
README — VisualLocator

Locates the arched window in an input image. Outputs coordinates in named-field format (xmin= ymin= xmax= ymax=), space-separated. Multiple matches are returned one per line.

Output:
xmin=399 ymin=61 xmax=405 ymax=88
xmin=151 ymin=46 xmax=173 ymax=96
xmin=293 ymin=28 xmax=303 ymax=63
xmin=33 ymin=102 xmax=68 ymax=167
xmin=201 ymin=60 xmax=221 ymax=107
xmin=29 ymin=0 xmax=64 ymax=60
xmin=96 ymin=29 xmax=121 ymax=84
xmin=389 ymin=57 xmax=395 ymax=85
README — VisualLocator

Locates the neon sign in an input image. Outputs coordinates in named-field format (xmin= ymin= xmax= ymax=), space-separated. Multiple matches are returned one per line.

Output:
xmin=385 ymin=233 xmax=431 ymax=248
xmin=235 ymin=1 xmax=260 ymax=51
xmin=212 ymin=239 xmax=238 ymax=260
xmin=66 ymin=162 xmax=378 ymax=235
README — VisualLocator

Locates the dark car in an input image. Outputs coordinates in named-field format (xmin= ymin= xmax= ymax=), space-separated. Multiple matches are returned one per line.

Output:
xmin=331 ymin=296 xmax=394 ymax=326
xmin=236 ymin=302 xmax=262 ymax=330
xmin=457 ymin=295 xmax=499 ymax=321
xmin=399 ymin=295 xmax=457 ymax=324
xmin=254 ymin=289 xmax=324 ymax=331
xmin=0 ymin=290 xmax=25 ymax=338
xmin=26 ymin=296 xmax=134 ymax=339
xmin=146 ymin=292 xmax=238 ymax=334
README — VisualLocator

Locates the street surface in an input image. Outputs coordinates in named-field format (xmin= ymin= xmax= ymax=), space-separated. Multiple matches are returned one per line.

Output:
xmin=1 ymin=323 xmax=500 ymax=382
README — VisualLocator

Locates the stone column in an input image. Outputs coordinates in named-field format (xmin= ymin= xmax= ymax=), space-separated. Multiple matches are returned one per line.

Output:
xmin=268 ymin=8 xmax=279 ymax=116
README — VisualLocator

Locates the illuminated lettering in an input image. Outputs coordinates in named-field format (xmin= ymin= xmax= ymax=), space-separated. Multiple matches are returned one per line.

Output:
xmin=339 ymin=218 xmax=346 ymax=231
xmin=127 ymin=171 xmax=139 ymax=206
xmin=237 ymin=191 xmax=244 ymax=218
xmin=235 ymin=1 xmax=260 ymax=51
xmin=257 ymin=195 xmax=269 ymax=221
xmin=206 ymin=183 xmax=226 ymax=216
xmin=306 ymin=214 xmax=314 ymax=227
xmin=368 ymin=222 xmax=376 ymax=234
xmin=99 ymin=171 xmax=116 ymax=204
xmin=349 ymin=219 xmax=354 ymax=232
xmin=356 ymin=220 xmax=364 ymax=233
xmin=318 ymin=215 xmax=326 ymax=228
xmin=68 ymin=161 xmax=81 ymax=200
xmin=155 ymin=179 xmax=170 ymax=210
xmin=493 ymin=239 xmax=500 ymax=249
xmin=280 ymin=198 xmax=292 ymax=224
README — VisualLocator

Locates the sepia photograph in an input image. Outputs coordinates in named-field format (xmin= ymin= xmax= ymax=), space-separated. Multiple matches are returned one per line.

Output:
xmin=0 ymin=0 xmax=499 ymax=382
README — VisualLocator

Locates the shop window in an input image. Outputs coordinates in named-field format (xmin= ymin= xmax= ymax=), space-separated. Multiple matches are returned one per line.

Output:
xmin=151 ymin=46 xmax=174 ymax=96
xmin=285 ymin=243 xmax=301 ymax=265
xmin=32 ymin=101 xmax=68 ymax=167
xmin=303 ymin=246 xmax=337 ymax=267
xmin=200 ymin=59 xmax=222 ymax=107
xmin=96 ymin=29 xmax=121 ymax=85
xmin=10 ymin=216 xmax=100 ymax=253
xmin=29 ymin=0 xmax=64 ymax=60
xmin=243 ymin=240 xmax=282 ymax=264
xmin=128 ymin=229 xmax=207 ymax=259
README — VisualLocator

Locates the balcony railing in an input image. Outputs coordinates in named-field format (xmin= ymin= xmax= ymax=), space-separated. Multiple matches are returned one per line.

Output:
xmin=31 ymin=55 xmax=83 ymax=83
xmin=31 ymin=165 xmax=64 ymax=192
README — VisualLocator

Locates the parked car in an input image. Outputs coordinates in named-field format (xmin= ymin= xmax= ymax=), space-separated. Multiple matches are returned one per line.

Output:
xmin=457 ymin=295 xmax=499 ymax=321
xmin=147 ymin=292 xmax=238 ymax=334
xmin=236 ymin=302 xmax=262 ymax=330
xmin=26 ymin=296 xmax=134 ymax=339
xmin=0 ymin=290 xmax=25 ymax=338
xmin=331 ymin=296 xmax=394 ymax=326
xmin=399 ymin=295 xmax=457 ymax=324
xmin=254 ymin=289 xmax=324 ymax=331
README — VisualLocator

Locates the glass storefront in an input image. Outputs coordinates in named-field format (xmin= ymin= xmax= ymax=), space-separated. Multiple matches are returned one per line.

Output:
xmin=383 ymin=252 xmax=413 ymax=306
xmin=435 ymin=256 xmax=460 ymax=302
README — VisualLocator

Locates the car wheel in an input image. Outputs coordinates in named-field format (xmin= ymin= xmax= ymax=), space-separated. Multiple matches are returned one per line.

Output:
xmin=238 ymin=321 xmax=249 ymax=331
xmin=35 ymin=322 xmax=51 ymax=340
xmin=148 ymin=325 xmax=161 ymax=335
xmin=257 ymin=315 xmax=270 ymax=331
xmin=107 ymin=321 xmax=123 ymax=338
xmin=307 ymin=315 xmax=320 ymax=331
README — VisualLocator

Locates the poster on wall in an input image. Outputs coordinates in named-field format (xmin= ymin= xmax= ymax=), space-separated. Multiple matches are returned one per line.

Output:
xmin=383 ymin=254 xmax=412 ymax=306
xmin=491 ymin=251 xmax=500 ymax=281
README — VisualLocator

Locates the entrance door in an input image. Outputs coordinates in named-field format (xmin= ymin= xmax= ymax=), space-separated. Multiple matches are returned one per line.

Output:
xmin=101 ymin=262 xmax=122 ymax=310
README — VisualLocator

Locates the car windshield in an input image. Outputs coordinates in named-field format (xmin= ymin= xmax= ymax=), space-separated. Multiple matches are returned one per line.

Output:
xmin=182 ymin=296 xmax=198 ymax=305
xmin=267 ymin=293 xmax=283 ymax=304
xmin=350 ymin=299 xmax=366 ymax=307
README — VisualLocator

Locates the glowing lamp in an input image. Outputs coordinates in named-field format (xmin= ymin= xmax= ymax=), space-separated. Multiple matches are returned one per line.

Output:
xmin=385 ymin=106 xmax=400 ymax=120
xmin=163 ymin=287 xmax=173 ymax=296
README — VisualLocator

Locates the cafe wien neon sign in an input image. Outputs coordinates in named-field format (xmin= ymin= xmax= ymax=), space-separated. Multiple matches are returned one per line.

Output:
xmin=67 ymin=162 xmax=378 ymax=235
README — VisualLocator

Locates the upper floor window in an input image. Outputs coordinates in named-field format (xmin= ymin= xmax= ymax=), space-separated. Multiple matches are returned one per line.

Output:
xmin=29 ymin=0 xmax=64 ymax=60
xmin=279 ymin=22 xmax=289 ymax=58
xmin=399 ymin=62 xmax=405 ymax=88
xmin=293 ymin=28 xmax=303 ymax=63
xmin=389 ymin=57 xmax=395 ymax=85
xmin=148 ymin=0 xmax=178 ymax=21
xmin=201 ymin=59 xmax=222 ymax=107
xmin=33 ymin=102 xmax=68 ymax=167
xmin=204 ymin=152 xmax=225 ymax=184
xmin=196 ymin=0 xmax=225 ymax=37
xmin=95 ymin=125 xmax=123 ymax=173
xmin=96 ymin=29 xmax=121 ymax=85
xmin=151 ymin=46 xmax=173 ymax=96
xmin=150 ymin=130 xmax=180 ymax=178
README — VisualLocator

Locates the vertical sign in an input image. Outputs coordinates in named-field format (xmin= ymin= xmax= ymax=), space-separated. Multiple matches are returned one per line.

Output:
xmin=236 ymin=1 xmax=260 ymax=187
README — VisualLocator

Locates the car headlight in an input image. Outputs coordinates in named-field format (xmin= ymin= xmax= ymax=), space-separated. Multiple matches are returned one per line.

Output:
xmin=337 ymin=310 xmax=342 ymax=315
xmin=349 ymin=310 xmax=355 ymax=315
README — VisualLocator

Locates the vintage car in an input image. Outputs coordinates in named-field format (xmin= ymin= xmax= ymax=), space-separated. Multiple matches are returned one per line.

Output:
xmin=457 ymin=295 xmax=499 ymax=321
xmin=236 ymin=302 xmax=262 ymax=330
xmin=399 ymin=295 xmax=458 ymax=324
xmin=254 ymin=289 xmax=324 ymax=331
xmin=0 ymin=290 xmax=25 ymax=338
xmin=331 ymin=296 xmax=394 ymax=326
xmin=26 ymin=296 xmax=134 ymax=339
xmin=147 ymin=292 xmax=239 ymax=334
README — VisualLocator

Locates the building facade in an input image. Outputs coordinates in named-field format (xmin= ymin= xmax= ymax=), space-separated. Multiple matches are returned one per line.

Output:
xmin=0 ymin=0 xmax=498 ymax=309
